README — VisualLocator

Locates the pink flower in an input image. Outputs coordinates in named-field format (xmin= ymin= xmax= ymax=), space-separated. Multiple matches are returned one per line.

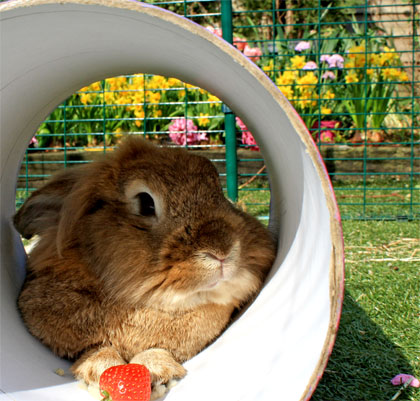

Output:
xmin=236 ymin=117 xmax=259 ymax=151
xmin=391 ymin=374 xmax=420 ymax=388
xmin=233 ymin=36 xmax=247 ymax=51
xmin=29 ymin=136 xmax=39 ymax=147
xmin=243 ymin=44 xmax=262 ymax=61
xmin=205 ymin=26 xmax=222 ymax=38
xmin=320 ymin=54 xmax=331 ymax=63
xmin=322 ymin=71 xmax=336 ymax=80
xmin=168 ymin=118 xmax=207 ymax=146
xmin=311 ymin=120 xmax=341 ymax=143
xmin=295 ymin=41 xmax=311 ymax=52
xmin=320 ymin=54 xmax=344 ymax=68
xmin=320 ymin=130 xmax=334 ymax=142
xmin=316 ymin=120 xmax=340 ymax=129
xmin=303 ymin=61 xmax=318 ymax=70
xmin=328 ymin=54 xmax=344 ymax=68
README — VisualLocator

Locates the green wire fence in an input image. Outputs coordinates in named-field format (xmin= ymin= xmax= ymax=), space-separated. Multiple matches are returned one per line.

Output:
xmin=15 ymin=0 xmax=419 ymax=221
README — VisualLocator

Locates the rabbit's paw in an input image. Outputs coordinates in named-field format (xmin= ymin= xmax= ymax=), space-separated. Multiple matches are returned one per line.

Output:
xmin=77 ymin=381 xmax=102 ymax=400
xmin=130 ymin=348 xmax=186 ymax=399
xmin=71 ymin=346 xmax=126 ymax=385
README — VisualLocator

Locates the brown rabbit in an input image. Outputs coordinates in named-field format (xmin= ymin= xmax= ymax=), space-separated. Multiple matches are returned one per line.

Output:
xmin=15 ymin=137 xmax=276 ymax=398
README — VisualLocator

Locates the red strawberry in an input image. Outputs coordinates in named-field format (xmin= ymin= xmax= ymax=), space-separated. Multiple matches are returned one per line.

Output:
xmin=99 ymin=363 xmax=151 ymax=401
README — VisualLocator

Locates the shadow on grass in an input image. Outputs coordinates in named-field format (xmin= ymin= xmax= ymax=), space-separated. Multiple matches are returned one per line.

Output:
xmin=312 ymin=291 xmax=416 ymax=401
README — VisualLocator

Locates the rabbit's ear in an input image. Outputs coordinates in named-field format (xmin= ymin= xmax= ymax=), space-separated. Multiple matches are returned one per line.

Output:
xmin=55 ymin=162 xmax=114 ymax=256
xmin=14 ymin=167 xmax=83 ymax=239
xmin=55 ymin=181 xmax=100 ymax=255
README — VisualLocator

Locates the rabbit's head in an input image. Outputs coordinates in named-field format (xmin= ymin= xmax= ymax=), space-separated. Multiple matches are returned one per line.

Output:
xmin=15 ymin=137 xmax=276 ymax=311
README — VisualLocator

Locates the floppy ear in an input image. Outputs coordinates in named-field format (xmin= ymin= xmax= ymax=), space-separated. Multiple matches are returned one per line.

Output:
xmin=14 ymin=167 xmax=84 ymax=239
xmin=55 ymin=161 xmax=117 ymax=255
xmin=55 ymin=180 xmax=101 ymax=255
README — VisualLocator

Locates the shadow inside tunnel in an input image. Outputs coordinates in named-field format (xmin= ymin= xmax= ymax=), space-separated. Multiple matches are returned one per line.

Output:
xmin=311 ymin=291 xmax=416 ymax=401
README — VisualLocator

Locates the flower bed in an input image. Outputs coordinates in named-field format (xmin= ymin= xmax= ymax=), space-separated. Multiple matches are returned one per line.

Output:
xmin=32 ymin=25 xmax=416 ymax=151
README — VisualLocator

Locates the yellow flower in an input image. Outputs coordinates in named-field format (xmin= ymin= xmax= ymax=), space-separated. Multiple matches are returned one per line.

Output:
xmin=297 ymin=72 xmax=318 ymax=92
xmin=167 ymin=77 xmax=182 ymax=87
xmin=131 ymin=75 xmax=145 ymax=88
xmin=348 ymin=45 xmax=366 ymax=67
xmin=276 ymin=70 xmax=297 ymax=86
xmin=114 ymin=127 xmax=123 ymax=137
xmin=146 ymin=91 xmax=161 ymax=104
xmin=263 ymin=60 xmax=274 ymax=72
xmin=90 ymin=82 xmax=101 ymax=91
xmin=262 ymin=60 xmax=274 ymax=74
xmin=399 ymin=71 xmax=409 ymax=82
xmin=324 ymin=90 xmax=335 ymax=100
xmin=290 ymin=55 xmax=306 ymax=70
xmin=348 ymin=45 xmax=365 ymax=59
xmin=344 ymin=60 xmax=355 ymax=69
xmin=345 ymin=71 xmax=359 ymax=84
xmin=115 ymin=96 xmax=129 ymax=106
xmin=321 ymin=107 xmax=332 ymax=115
xmin=117 ymin=76 xmax=127 ymax=86
xmin=208 ymin=94 xmax=221 ymax=106
xmin=293 ymin=97 xmax=311 ymax=110
xmin=107 ymin=78 xmax=118 ymax=91
xmin=134 ymin=108 xmax=145 ymax=128
xmin=148 ymin=75 xmax=168 ymax=90
xmin=132 ymin=92 xmax=145 ymax=104
xmin=198 ymin=113 xmax=210 ymax=127
xmin=104 ymin=92 xmax=115 ymax=104
xmin=380 ymin=46 xmax=399 ymax=66
xmin=292 ymin=91 xmax=317 ymax=110
xmin=278 ymin=85 xmax=294 ymax=99
xmin=368 ymin=54 xmax=381 ymax=67
xmin=107 ymin=76 xmax=127 ymax=91
xmin=382 ymin=67 xmax=397 ymax=80
xmin=80 ymin=93 xmax=92 ymax=105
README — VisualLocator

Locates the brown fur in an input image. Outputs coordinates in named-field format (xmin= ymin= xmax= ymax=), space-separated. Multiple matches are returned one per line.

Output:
xmin=15 ymin=137 xmax=276 ymax=396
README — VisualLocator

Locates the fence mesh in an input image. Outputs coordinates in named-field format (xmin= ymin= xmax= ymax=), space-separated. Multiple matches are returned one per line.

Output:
xmin=15 ymin=0 xmax=419 ymax=220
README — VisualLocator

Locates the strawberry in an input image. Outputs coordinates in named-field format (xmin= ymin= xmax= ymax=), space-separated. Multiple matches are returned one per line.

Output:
xmin=99 ymin=363 xmax=151 ymax=401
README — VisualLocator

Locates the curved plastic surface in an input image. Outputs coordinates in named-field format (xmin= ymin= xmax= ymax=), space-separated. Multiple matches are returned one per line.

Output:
xmin=0 ymin=1 xmax=344 ymax=400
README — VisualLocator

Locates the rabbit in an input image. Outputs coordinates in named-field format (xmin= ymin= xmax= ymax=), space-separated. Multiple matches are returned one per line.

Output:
xmin=15 ymin=136 xmax=276 ymax=399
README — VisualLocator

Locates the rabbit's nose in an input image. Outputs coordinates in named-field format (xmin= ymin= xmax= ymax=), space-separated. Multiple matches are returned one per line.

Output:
xmin=203 ymin=252 xmax=225 ymax=264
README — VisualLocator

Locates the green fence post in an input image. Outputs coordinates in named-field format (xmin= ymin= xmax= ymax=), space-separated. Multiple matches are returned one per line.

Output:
xmin=221 ymin=0 xmax=238 ymax=202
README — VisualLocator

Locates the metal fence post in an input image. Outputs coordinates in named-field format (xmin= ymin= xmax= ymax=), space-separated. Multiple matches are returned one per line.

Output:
xmin=221 ymin=0 xmax=238 ymax=202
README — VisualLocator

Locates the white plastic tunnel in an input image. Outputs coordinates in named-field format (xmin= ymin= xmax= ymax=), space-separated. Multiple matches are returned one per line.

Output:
xmin=0 ymin=1 xmax=345 ymax=400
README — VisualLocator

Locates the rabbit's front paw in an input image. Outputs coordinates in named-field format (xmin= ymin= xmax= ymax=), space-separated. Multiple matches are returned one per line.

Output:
xmin=71 ymin=346 xmax=126 ymax=385
xmin=130 ymin=348 xmax=186 ymax=399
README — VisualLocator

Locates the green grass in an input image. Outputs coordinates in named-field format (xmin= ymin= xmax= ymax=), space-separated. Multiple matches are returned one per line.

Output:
xmin=312 ymin=221 xmax=419 ymax=401
xmin=333 ymin=179 xmax=420 ymax=221
xmin=235 ymin=177 xmax=420 ymax=221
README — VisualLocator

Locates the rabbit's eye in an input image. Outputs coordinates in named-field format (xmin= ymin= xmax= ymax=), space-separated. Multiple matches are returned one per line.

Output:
xmin=137 ymin=192 xmax=156 ymax=217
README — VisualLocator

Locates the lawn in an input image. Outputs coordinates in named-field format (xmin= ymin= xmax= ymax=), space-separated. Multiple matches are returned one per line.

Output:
xmin=236 ymin=177 xmax=419 ymax=222
xmin=312 ymin=220 xmax=419 ymax=401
